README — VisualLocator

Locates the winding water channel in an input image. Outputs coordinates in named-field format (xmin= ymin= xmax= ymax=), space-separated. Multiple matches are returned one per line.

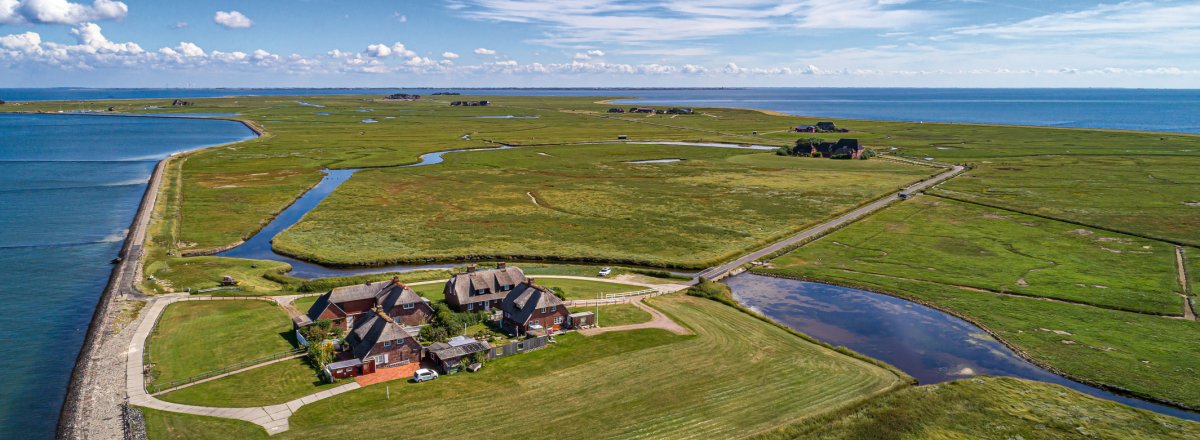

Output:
xmin=215 ymin=140 xmax=1199 ymax=421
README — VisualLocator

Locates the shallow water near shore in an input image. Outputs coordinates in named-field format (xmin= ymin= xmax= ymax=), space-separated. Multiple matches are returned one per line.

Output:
xmin=0 ymin=113 xmax=255 ymax=439
xmin=727 ymin=273 xmax=1200 ymax=421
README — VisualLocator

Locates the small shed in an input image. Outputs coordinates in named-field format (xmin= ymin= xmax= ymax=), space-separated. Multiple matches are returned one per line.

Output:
xmin=325 ymin=358 xmax=363 ymax=381
xmin=427 ymin=336 xmax=491 ymax=374
xmin=568 ymin=311 xmax=595 ymax=329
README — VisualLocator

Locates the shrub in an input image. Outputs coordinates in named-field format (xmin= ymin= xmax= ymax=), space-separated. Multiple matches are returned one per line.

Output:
xmin=686 ymin=278 xmax=737 ymax=307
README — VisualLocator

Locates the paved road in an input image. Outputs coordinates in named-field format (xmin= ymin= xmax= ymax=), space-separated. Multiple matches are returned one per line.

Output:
xmin=695 ymin=165 xmax=965 ymax=281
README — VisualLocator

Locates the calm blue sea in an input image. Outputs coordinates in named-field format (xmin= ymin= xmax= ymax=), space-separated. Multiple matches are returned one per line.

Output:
xmin=1 ymin=87 xmax=1197 ymax=438
xmin=0 ymin=113 xmax=255 ymax=439
xmin=3 ymin=87 xmax=1199 ymax=133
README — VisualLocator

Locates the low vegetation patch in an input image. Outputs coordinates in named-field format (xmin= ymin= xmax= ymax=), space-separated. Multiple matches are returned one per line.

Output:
xmin=272 ymin=144 xmax=930 ymax=268
xmin=538 ymin=278 xmax=645 ymax=300
xmin=770 ymin=197 xmax=1181 ymax=315
xmin=148 ymin=300 xmax=295 ymax=386
xmin=757 ymin=376 xmax=1199 ymax=439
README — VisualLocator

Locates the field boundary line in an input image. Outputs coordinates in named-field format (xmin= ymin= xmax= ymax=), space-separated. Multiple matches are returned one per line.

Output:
xmin=926 ymin=192 xmax=1196 ymax=248
xmin=1176 ymin=247 xmax=1195 ymax=320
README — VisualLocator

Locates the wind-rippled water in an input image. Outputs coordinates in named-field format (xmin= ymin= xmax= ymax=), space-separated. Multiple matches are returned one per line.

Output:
xmin=0 ymin=113 xmax=254 ymax=439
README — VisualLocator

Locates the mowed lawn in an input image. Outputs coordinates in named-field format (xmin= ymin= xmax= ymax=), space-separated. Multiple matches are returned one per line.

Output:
xmin=757 ymin=377 xmax=1200 ymax=439
xmin=537 ymin=278 xmax=646 ymax=300
xmin=770 ymin=196 xmax=1181 ymax=315
xmin=148 ymin=300 xmax=296 ymax=385
xmin=141 ymin=295 xmax=903 ymax=439
xmin=595 ymin=303 xmax=652 ymax=326
xmin=157 ymin=358 xmax=345 ymax=407
xmin=273 ymin=144 xmax=931 ymax=268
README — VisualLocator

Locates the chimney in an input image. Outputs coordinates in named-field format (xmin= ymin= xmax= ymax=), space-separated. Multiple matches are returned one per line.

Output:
xmin=391 ymin=276 xmax=400 ymax=285
xmin=467 ymin=264 xmax=476 ymax=273
xmin=497 ymin=262 xmax=507 ymax=270
xmin=528 ymin=277 xmax=536 ymax=286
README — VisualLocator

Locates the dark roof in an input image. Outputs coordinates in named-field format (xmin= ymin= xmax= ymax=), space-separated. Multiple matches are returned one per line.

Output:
xmin=346 ymin=311 xmax=415 ymax=360
xmin=501 ymin=282 xmax=565 ymax=325
xmin=445 ymin=266 xmax=527 ymax=305
xmin=308 ymin=281 xmax=422 ymax=322
xmin=428 ymin=336 xmax=491 ymax=360
xmin=327 ymin=358 xmax=362 ymax=370
xmin=304 ymin=293 xmax=343 ymax=322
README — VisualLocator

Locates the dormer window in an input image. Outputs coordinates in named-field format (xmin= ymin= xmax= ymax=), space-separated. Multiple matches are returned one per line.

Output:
xmin=403 ymin=302 xmax=415 ymax=310
xmin=475 ymin=288 xmax=489 ymax=295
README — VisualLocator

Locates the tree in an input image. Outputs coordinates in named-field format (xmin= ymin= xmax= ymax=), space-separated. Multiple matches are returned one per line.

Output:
xmin=0 ymin=99 xmax=6 ymax=105
xmin=307 ymin=340 xmax=335 ymax=370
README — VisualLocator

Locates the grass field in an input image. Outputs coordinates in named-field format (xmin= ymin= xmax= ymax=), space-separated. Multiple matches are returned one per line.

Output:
xmin=237 ymin=295 xmax=900 ymax=439
xmin=272 ymin=143 xmax=929 ymax=268
xmin=140 ymin=407 xmax=269 ymax=440
xmin=156 ymin=358 xmax=346 ymax=407
xmin=756 ymin=377 xmax=1200 ymax=439
xmin=596 ymin=303 xmax=653 ymax=326
xmin=769 ymin=196 xmax=1182 ymax=315
xmin=536 ymin=278 xmax=645 ymax=300
xmin=148 ymin=301 xmax=295 ymax=385
xmin=756 ymin=264 xmax=1200 ymax=409
xmin=932 ymin=156 xmax=1200 ymax=246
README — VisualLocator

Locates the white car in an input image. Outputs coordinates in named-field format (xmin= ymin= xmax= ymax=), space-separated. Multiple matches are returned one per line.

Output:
xmin=413 ymin=368 xmax=439 ymax=382
xmin=598 ymin=267 xmax=612 ymax=277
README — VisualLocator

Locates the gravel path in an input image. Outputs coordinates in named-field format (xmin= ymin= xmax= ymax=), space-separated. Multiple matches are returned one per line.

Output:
xmin=579 ymin=298 xmax=691 ymax=336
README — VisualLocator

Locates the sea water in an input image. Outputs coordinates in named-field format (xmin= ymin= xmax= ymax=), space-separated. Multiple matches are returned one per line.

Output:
xmin=0 ymin=113 xmax=255 ymax=438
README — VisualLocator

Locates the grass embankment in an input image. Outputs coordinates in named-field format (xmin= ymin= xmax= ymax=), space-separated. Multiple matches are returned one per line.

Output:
xmin=536 ymin=278 xmax=646 ymax=300
xmin=760 ymin=257 xmax=1200 ymax=409
xmin=147 ymin=295 xmax=903 ymax=438
xmin=148 ymin=301 xmax=295 ymax=385
xmin=756 ymin=377 xmax=1200 ymax=439
xmin=157 ymin=358 xmax=345 ymax=407
xmin=770 ymin=197 xmax=1182 ymax=315
xmin=596 ymin=303 xmax=652 ymax=326
xmin=272 ymin=144 xmax=928 ymax=268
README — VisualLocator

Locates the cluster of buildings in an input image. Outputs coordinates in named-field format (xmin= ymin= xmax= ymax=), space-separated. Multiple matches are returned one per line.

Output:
xmin=450 ymin=100 xmax=491 ymax=107
xmin=607 ymin=107 xmax=694 ymax=114
xmin=794 ymin=121 xmax=849 ymax=133
xmin=294 ymin=263 xmax=594 ymax=380
xmin=385 ymin=93 xmax=421 ymax=100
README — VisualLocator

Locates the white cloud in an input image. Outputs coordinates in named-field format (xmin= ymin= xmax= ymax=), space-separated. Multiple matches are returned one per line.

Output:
xmin=0 ymin=0 xmax=127 ymax=25
xmin=393 ymin=12 xmax=407 ymax=22
xmin=573 ymin=52 xmax=590 ymax=60
xmin=955 ymin=2 xmax=1200 ymax=37
xmin=213 ymin=10 xmax=252 ymax=29
xmin=175 ymin=41 xmax=203 ymax=57
xmin=172 ymin=21 xmax=187 ymax=29
xmin=586 ymin=49 xmax=605 ymax=57
xmin=473 ymin=47 xmax=495 ymax=55
xmin=365 ymin=42 xmax=416 ymax=58
xmin=442 ymin=51 xmax=459 ymax=59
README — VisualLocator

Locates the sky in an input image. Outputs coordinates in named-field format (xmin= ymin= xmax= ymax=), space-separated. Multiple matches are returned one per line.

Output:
xmin=0 ymin=0 xmax=1198 ymax=88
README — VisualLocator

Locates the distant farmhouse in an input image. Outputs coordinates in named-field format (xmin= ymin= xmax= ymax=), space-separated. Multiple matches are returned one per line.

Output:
xmin=450 ymin=100 xmax=491 ymax=106
xmin=607 ymin=107 xmax=625 ymax=113
xmin=444 ymin=263 xmax=526 ymax=312
xmin=792 ymin=138 xmax=866 ymax=159
xmin=298 ymin=277 xmax=433 ymax=330
xmin=171 ymin=99 xmax=193 ymax=107
xmin=795 ymin=121 xmax=849 ymax=133
xmin=385 ymin=93 xmax=421 ymax=100
xmin=629 ymin=107 xmax=656 ymax=114
xmin=664 ymin=107 xmax=694 ymax=115
xmin=325 ymin=308 xmax=424 ymax=379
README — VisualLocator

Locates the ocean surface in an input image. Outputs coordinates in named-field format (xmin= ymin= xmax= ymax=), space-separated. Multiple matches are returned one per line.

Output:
xmin=1 ymin=87 xmax=1198 ymax=438
xmin=0 ymin=113 xmax=255 ymax=439
xmin=3 ymin=87 xmax=1199 ymax=133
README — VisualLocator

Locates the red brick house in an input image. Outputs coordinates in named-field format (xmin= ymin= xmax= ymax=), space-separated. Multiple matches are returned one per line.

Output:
xmin=325 ymin=307 xmax=424 ymax=380
xmin=500 ymin=279 xmax=571 ymax=335
xmin=301 ymin=277 xmax=433 ymax=331
xmin=443 ymin=263 xmax=527 ymax=312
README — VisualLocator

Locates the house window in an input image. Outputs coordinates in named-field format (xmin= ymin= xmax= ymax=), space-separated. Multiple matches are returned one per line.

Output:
xmin=475 ymin=288 xmax=489 ymax=295
xmin=540 ymin=307 xmax=547 ymax=313
xmin=553 ymin=316 xmax=563 ymax=325
xmin=467 ymin=303 xmax=474 ymax=311
xmin=403 ymin=303 xmax=415 ymax=310
xmin=383 ymin=340 xmax=391 ymax=348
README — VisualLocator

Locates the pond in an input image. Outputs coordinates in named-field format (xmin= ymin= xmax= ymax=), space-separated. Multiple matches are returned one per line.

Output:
xmin=726 ymin=273 xmax=1200 ymax=422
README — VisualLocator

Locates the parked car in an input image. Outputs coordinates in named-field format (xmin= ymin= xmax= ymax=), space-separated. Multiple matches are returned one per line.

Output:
xmin=413 ymin=368 xmax=439 ymax=382
xmin=898 ymin=193 xmax=910 ymax=200
xmin=598 ymin=267 xmax=612 ymax=277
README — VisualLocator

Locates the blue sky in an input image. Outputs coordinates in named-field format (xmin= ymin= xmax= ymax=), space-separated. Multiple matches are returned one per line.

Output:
xmin=1 ymin=0 xmax=1198 ymax=87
